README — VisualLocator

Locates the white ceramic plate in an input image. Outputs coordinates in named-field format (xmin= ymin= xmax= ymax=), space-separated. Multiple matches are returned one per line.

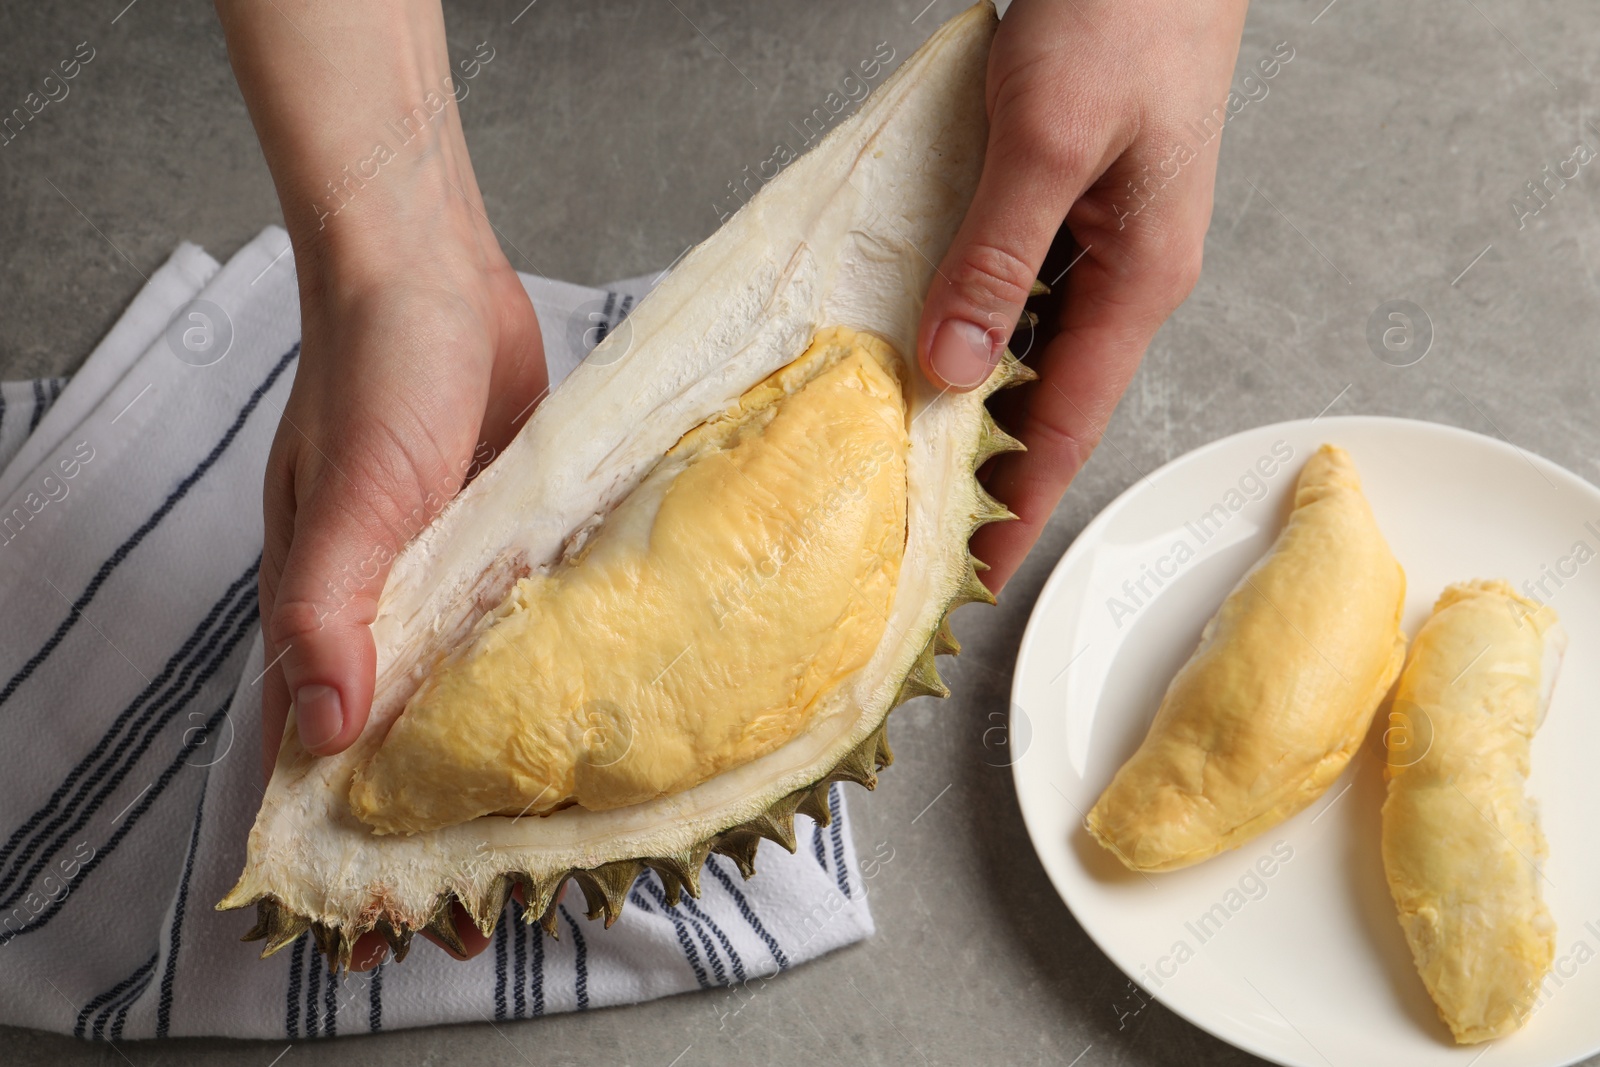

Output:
xmin=1011 ymin=416 xmax=1600 ymax=1067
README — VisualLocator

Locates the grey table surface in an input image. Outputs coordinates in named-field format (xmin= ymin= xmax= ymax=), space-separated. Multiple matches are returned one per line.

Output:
xmin=1 ymin=1 xmax=1596 ymax=1064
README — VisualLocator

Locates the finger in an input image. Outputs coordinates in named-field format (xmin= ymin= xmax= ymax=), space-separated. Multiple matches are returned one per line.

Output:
xmin=357 ymin=880 xmax=534 ymax=969
xmin=973 ymin=142 xmax=1220 ymax=591
xmin=267 ymin=449 xmax=427 ymax=758
xmin=260 ymin=658 xmax=291 ymax=783
xmin=259 ymin=428 xmax=298 ymax=782
xmin=420 ymin=900 xmax=494 ymax=961
xmin=917 ymin=94 xmax=1127 ymax=391
xmin=351 ymin=931 xmax=388 ymax=972
xmin=419 ymin=879 xmax=545 ymax=962
xmin=478 ymin=269 xmax=550 ymax=453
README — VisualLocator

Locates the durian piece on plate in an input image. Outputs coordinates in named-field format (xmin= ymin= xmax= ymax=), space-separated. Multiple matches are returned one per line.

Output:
xmin=220 ymin=2 xmax=1033 ymax=970
xmin=1086 ymin=444 xmax=1406 ymax=872
xmin=1381 ymin=580 xmax=1563 ymax=1045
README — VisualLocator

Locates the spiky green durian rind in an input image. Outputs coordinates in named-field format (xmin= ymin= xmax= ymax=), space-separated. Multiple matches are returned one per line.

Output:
xmin=221 ymin=2 xmax=1018 ymax=973
xmin=232 ymin=351 xmax=1032 ymax=975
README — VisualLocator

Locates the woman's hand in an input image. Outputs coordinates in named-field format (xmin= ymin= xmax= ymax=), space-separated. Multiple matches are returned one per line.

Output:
xmin=217 ymin=0 xmax=546 ymax=967
xmin=261 ymin=246 xmax=544 ymax=971
xmin=918 ymin=0 xmax=1251 ymax=590
xmin=259 ymin=252 xmax=544 ymax=773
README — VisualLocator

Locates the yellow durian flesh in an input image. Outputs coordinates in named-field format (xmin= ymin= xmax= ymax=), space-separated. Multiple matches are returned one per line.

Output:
xmin=1087 ymin=444 xmax=1406 ymax=872
xmin=1381 ymin=580 xmax=1560 ymax=1045
xmin=349 ymin=328 xmax=910 ymax=835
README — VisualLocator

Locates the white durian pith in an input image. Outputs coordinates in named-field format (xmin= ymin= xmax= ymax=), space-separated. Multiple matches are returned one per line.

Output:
xmin=220 ymin=2 xmax=1028 ymax=968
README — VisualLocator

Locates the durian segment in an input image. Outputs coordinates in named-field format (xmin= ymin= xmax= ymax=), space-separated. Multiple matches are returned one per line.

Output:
xmin=220 ymin=2 xmax=1011 ymax=962
xmin=349 ymin=328 xmax=910 ymax=834
xmin=1381 ymin=580 xmax=1561 ymax=1045
xmin=1087 ymin=444 xmax=1406 ymax=872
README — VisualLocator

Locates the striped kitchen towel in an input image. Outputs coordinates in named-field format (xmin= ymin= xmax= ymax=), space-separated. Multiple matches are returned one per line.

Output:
xmin=0 ymin=377 xmax=67 ymax=474
xmin=0 ymin=226 xmax=874 ymax=1041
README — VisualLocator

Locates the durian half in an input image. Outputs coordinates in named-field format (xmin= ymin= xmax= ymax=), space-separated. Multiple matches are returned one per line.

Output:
xmin=219 ymin=2 xmax=1029 ymax=970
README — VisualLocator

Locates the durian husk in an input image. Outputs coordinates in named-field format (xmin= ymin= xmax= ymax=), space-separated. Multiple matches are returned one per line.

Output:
xmin=220 ymin=1 xmax=1034 ymax=972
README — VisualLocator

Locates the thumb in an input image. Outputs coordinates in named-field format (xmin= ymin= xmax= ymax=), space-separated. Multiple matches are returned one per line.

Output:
xmin=267 ymin=472 xmax=428 ymax=757
xmin=918 ymin=119 xmax=1104 ymax=391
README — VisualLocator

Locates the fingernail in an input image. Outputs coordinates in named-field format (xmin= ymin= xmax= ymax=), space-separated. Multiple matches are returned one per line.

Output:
xmin=930 ymin=319 xmax=999 ymax=389
xmin=296 ymin=684 xmax=343 ymax=752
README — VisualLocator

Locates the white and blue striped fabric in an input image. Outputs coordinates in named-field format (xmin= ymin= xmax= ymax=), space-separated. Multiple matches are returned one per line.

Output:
xmin=0 ymin=378 xmax=68 ymax=472
xmin=0 ymin=227 xmax=874 ymax=1041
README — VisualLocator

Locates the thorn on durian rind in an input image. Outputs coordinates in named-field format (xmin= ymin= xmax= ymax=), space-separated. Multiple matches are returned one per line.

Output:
xmin=424 ymin=895 xmax=468 ymax=957
xmin=513 ymin=870 xmax=569 ymax=929
xmin=576 ymin=860 xmax=642 ymax=927
xmin=984 ymin=351 xmax=1037 ymax=396
xmin=827 ymin=733 xmax=878 ymax=792
xmin=974 ymin=410 xmax=1025 ymax=466
xmin=1029 ymin=278 xmax=1050 ymax=297
xmin=716 ymin=761 xmax=880 ymax=879
xmin=931 ymin=616 xmax=960 ymax=656
xmin=644 ymin=841 xmax=713 ymax=906
xmin=896 ymin=640 xmax=949 ymax=704
xmin=716 ymin=726 xmax=896 ymax=883
xmin=971 ymin=484 xmax=1016 ymax=528
xmin=760 ymin=800 xmax=804 ymax=851
xmin=240 ymin=901 xmax=271 ymax=942
xmin=952 ymin=555 xmax=997 ymax=608
xmin=468 ymin=874 xmax=512 ymax=936
xmin=311 ymin=922 xmax=356 ymax=975
xmin=334 ymin=928 xmax=355 ymax=974
xmin=874 ymin=727 xmax=894 ymax=769
xmin=377 ymin=919 xmax=414 ymax=964
xmin=794 ymin=781 xmax=833 ymax=827
xmin=538 ymin=896 xmax=563 ymax=939
xmin=712 ymin=832 xmax=763 ymax=879
xmin=826 ymin=721 xmax=893 ymax=791
xmin=243 ymin=897 xmax=309 ymax=959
